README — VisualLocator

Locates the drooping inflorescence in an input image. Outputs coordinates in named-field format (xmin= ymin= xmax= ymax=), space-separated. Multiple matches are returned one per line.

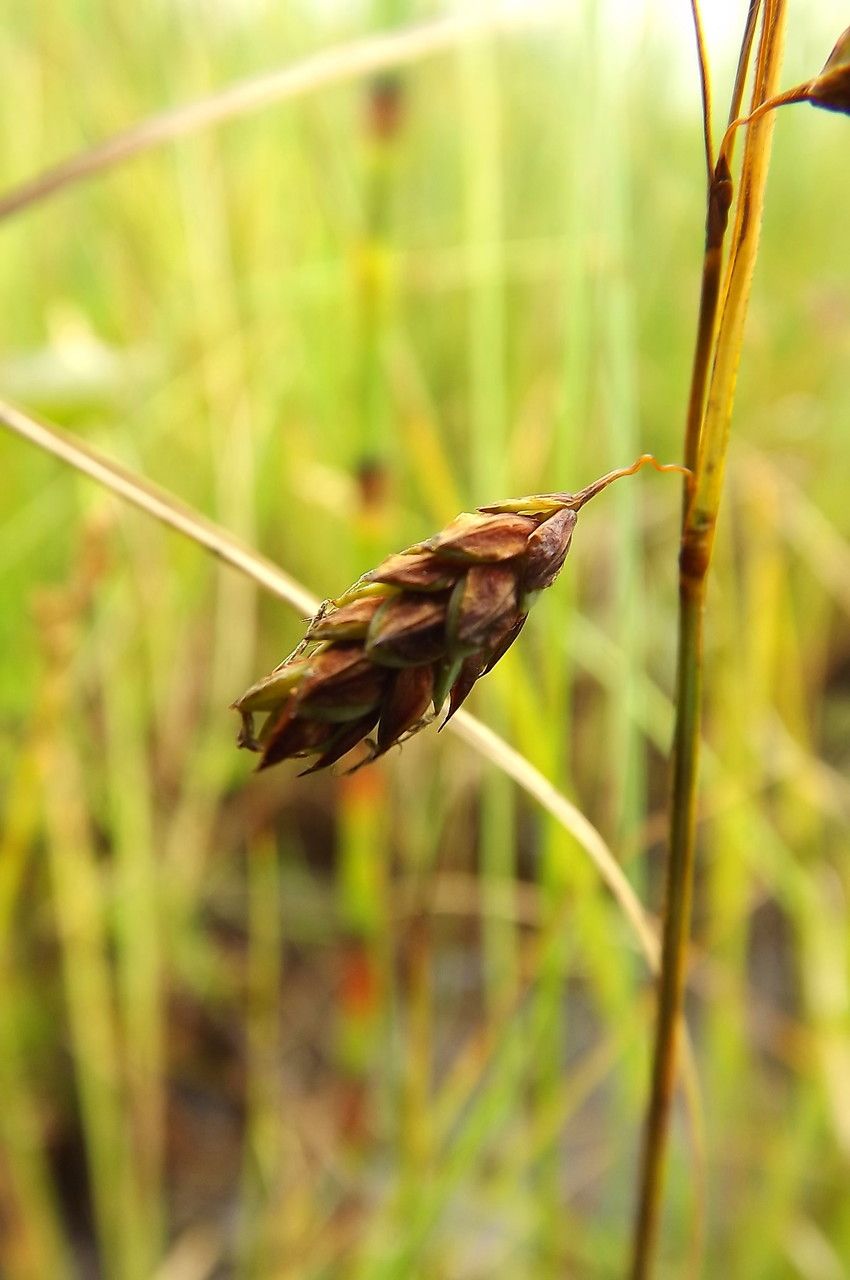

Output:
xmin=231 ymin=455 xmax=686 ymax=774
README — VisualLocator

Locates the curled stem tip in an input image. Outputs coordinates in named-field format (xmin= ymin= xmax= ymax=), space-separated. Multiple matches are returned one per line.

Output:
xmin=718 ymin=81 xmax=813 ymax=169
xmin=569 ymin=455 xmax=692 ymax=511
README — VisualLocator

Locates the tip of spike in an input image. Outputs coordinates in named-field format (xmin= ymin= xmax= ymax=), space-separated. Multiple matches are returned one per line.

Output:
xmin=567 ymin=455 xmax=691 ymax=511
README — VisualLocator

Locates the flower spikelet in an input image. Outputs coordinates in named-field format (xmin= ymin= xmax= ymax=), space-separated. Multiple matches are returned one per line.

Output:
xmin=231 ymin=493 xmax=577 ymax=774
xmin=231 ymin=455 xmax=685 ymax=774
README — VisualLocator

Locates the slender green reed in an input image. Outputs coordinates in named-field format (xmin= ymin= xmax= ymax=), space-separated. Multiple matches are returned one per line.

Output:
xmin=631 ymin=5 xmax=793 ymax=1273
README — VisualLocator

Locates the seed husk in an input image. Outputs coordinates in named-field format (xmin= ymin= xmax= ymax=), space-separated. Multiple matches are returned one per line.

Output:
xmin=366 ymin=596 xmax=449 ymax=668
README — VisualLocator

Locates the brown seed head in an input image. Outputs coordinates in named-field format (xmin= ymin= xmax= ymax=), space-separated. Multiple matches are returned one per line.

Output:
xmin=231 ymin=494 xmax=575 ymax=773
xmin=230 ymin=455 xmax=686 ymax=774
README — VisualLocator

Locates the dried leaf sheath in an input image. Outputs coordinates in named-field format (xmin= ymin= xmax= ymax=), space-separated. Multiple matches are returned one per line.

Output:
xmin=231 ymin=457 xmax=686 ymax=774
xmin=231 ymin=493 xmax=578 ymax=774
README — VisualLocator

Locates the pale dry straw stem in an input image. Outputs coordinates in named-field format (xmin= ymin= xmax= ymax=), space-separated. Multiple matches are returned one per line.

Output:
xmin=679 ymin=0 xmax=763 ymax=487
xmin=0 ymin=5 xmax=554 ymax=225
xmin=695 ymin=7 xmax=788 ymax=527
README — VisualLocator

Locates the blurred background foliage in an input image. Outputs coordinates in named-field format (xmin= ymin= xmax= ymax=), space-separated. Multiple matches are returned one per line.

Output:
xmin=1 ymin=1 xmax=849 ymax=1277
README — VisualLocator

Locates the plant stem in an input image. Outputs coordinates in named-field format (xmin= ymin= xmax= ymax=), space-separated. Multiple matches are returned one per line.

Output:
xmin=682 ymin=0 xmax=760 ymax=483
xmin=629 ymin=4 xmax=789 ymax=1275
xmin=681 ymin=161 xmax=732 ymax=480
xmin=629 ymin=556 xmax=704 ymax=1279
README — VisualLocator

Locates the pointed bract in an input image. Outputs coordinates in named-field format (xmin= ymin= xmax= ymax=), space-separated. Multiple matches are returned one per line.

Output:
xmin=298 ymin=710 xmax=381 ymax=775
xmin=306 ymin=595 xmax=384 ymax=641
xmin=422 ymin=511 xmax=536 ymax=562
xmin=444 ymin=653 xmax=489 ymax=724
xmin=483 ymin=613 xmax=528 ymax=674
xmin=259 ymin=715 xmax=335 ymax=769
xmin=366 ymin=551 xmax=461 ymax=592
xmin=450 ymin=564 xmax=518 ymax=650
xmin=377 ymin=665 xmax=435 ymax=752
xmin=366 ymin=596 xmax=448 ymax=667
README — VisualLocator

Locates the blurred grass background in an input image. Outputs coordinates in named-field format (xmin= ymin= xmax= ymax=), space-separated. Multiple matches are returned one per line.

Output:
xmin=1 ymin=2 xmax=850 ymax=1277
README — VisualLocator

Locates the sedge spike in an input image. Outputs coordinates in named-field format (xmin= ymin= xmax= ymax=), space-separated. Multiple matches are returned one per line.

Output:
xmin=232 ymin=454 xmax=688 ymax=775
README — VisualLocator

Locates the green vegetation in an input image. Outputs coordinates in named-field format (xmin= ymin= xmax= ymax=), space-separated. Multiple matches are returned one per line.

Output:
xmin=1 ymin=4 xmax=849 ymax=1277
